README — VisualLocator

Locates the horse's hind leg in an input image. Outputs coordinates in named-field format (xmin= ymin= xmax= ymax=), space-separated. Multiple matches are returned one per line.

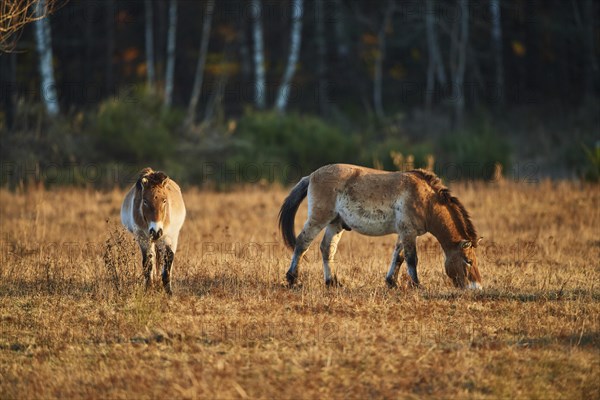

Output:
xmin=286 ymin=220 xmax=327 ymax=286
xmin=320 ymin=223 xmax=344 ymax=286
xmin=385 ymin=240 xmax=404 ymax=288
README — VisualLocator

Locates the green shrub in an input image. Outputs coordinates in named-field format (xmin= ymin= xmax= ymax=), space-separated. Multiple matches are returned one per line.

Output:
xmin=366 ymin=137 xmax=434 ymax=171
xmin=91 ymin=87 xmax=182 ymax=164
xmin=228 ymin=111 xmax=358 ymax=184
xmin=580 ymin=142 xmax=600 ymax=182
xmin=437 ymin=123 xmax=511 ymax=180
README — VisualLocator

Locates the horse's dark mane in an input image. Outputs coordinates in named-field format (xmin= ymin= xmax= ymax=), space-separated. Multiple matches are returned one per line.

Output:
xmin=137 ymin=168 xmax=168 ymax=189
xmin=407 ymin=169 xmax=478 ymax=243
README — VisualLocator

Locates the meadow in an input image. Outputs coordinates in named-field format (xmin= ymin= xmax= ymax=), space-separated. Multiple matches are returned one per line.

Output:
xmin=0 ymin=180 xmax=598 ymax=399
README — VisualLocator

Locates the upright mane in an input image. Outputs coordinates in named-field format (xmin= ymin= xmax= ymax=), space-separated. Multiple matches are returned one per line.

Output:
xmin=137 ymin=168 xmax=169 ymax=188
xmin=407 ymin=169 xmax=478 ymax=244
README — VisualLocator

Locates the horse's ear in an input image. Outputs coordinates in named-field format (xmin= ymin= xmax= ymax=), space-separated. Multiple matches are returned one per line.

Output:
xmin=136 ymin=168 xmax=153 ymax=190
xmin=460 ymin=240 xmax=472 ymax=249
xmin=136 ymin=176 xmax=148 ymax=191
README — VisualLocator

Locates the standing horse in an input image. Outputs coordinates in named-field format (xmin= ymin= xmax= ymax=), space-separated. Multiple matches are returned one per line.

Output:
xmin=279 ymin=164 xmax=483 ymax=289
xmin=121 ymin=168 xmax=186 ymax=294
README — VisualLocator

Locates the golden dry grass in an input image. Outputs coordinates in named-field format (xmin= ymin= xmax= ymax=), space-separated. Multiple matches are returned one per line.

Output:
xmin=0 ymin=181 xmax=599 ymax=399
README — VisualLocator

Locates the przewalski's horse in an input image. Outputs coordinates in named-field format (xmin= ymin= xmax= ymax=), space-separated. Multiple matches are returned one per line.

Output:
xmin=279 ymin=164 xmax=483 ymax=289
xmin=121 ymin=168 xmax=186 ymax=294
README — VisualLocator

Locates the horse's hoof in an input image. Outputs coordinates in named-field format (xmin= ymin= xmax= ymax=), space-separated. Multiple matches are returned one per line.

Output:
xmin=285 ymin=272 xmax=297 ymax=287
xmin=385 ymin=278 xmax=397 ymax=288
xmin=408 ymin=280 xmax=420 ymax=289
xmin=325 ymin=276 xmax=342 ymax=287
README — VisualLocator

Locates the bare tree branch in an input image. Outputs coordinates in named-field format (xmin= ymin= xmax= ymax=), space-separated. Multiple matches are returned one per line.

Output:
xmin=0 ymin=0 xmax=66 ymax=52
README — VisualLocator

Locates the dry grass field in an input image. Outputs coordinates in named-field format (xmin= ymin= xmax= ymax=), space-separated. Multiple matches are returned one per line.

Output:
xmin=0 ymin=180 xmax=598 ymax=399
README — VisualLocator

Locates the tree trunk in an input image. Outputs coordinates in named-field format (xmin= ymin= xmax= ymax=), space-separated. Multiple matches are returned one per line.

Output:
xmin=34 ymin=0 xmax=59 ymax=116
xmin=239 ymin=12 xmax=252 ymax=82
xmin=490 ymin=0 xmax=504 ymax=107
xmin=186 ymin=0 xmax=215 ymax=125
xmin=274 ymin=0 xmax=304 ymax=113
xmin=334 ymin=0 xmax=348 ymax=59
xmin=251 ymin=0 xmax=266 ymax=109
xmin=83 ymin=2 xmax=95 ymax=98
xmin=0 ymin=52 xmax=16 ymax=130
xmin=164 ymin=0 xmax=178 ymax=108
xmin=425 ymin=0 xmax=446 ymax=112
xmin=373 ymin=2 xmax=394 ymax=119
xmin=145 ymin=0 xmax=156 ymax=91
xmin=315 ymin=0 xmax=329 ymax=115
xmin=583 ymin=0 xmax=597 ymax=100
xmin=452 ymin=0 xmax=469 ymax=129
xmin=105 ymin=0 xmax=114 ymax=96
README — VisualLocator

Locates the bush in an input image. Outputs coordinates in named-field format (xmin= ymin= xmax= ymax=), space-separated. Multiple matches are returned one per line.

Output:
xmin=91 ymin=87 xmax=182 ymax=164
xmin=580 ymin=142 xmax=600 ymax=182
xmin=437 ymin=123 xmax=511 ymax=180
xmin=228 ymin=111 xmax=359 ymax=184
xmin=367 ymin=137 xmax=434 ymax=171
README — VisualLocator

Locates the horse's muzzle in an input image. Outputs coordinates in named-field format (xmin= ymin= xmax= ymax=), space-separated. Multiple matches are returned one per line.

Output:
xmin=149 ymin=228 xmax=163 ymax=240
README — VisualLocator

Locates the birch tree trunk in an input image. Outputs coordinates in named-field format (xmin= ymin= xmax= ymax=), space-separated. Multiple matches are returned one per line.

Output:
xmin=274 ymin=0 xmax=304 ymax=113
xmin=373 ymin=2 xmax=394 ymax=119
xmin=145 ymin=0 xmax=156 ymax=91
xmin=315 ymin=0 xmax=329 ymax=115
xmin=251 ymin=0 xmax=266 ymax=109
xmin=425 ymin=0 xmax=446 ymax=111
xmin=34 ymin=0 xmax=59 ymax=116
xmin=186 ymin=0 xmax=215 ymax=125
xmin=452 ymin=0 xmax=469 ymax=129
xmin=164 ymin=0 xmax=178 ymax=108
xmin=490 ymin=0 xmax=504 ymax=106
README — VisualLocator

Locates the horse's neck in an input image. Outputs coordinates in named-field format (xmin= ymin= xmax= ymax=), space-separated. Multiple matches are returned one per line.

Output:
xmin=427 ymin=203 xmax=463 ymax=253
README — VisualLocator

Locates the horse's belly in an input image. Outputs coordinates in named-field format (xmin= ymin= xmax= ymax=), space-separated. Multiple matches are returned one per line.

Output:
xmin=337 ymin=205 xmax=397 ymax=236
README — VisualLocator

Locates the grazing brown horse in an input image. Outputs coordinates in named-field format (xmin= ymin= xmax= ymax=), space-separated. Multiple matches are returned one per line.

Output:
xmin=279 ymin=164 xmax=483 ymax=289
xmin=121 ymin=168 xmax=186 ymax=294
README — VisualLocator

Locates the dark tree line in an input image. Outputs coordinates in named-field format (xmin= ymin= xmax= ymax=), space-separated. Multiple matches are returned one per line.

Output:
xmin=1 ymin=0 xmax=598 ymax=130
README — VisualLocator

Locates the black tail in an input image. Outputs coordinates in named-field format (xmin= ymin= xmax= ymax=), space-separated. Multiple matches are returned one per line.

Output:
xmin=278 ymin=176 xmax=310 ymax=250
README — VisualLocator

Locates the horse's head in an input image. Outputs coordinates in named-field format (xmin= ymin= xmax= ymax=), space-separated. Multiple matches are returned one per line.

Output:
xmin=136 ymin=168 xmax=170 ymax=241
xmin=444 ymin=238 xmax=483 ymax=289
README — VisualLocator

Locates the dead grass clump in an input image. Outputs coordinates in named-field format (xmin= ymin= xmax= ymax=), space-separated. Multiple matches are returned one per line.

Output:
xmin=101 ymin=222 xmax=141 ymax=300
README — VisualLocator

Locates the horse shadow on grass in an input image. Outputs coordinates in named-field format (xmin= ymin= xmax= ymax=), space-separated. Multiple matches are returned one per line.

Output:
xmin=420 ymin=288 xmax=600 ymax=302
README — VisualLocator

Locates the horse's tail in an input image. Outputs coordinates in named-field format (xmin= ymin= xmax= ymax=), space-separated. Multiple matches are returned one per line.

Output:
xmin=279 ymin=176 xmax=310 ymax=250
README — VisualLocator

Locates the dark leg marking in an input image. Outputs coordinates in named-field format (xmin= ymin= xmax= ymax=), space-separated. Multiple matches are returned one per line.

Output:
xmin=405 ymin=250 xmax=419 ymax=287
xmin=386 ymin=250 xmax=405 ymax=288
xmin=162 ymin=246 xmax=174 ymax=295
xmin=142 ymin=250 xmax=154 ymax=290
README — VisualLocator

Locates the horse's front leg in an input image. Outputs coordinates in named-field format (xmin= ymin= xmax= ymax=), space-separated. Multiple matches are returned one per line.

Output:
xmin=161 ymin=245 xmax=175 ymax=295
xmin=402 ymin=237 xmax=419 ymax=287
xmin=385 ymin=240 xmax=404 ymax=288
xmin=141 ymin=241 xmax=156 ymax=290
